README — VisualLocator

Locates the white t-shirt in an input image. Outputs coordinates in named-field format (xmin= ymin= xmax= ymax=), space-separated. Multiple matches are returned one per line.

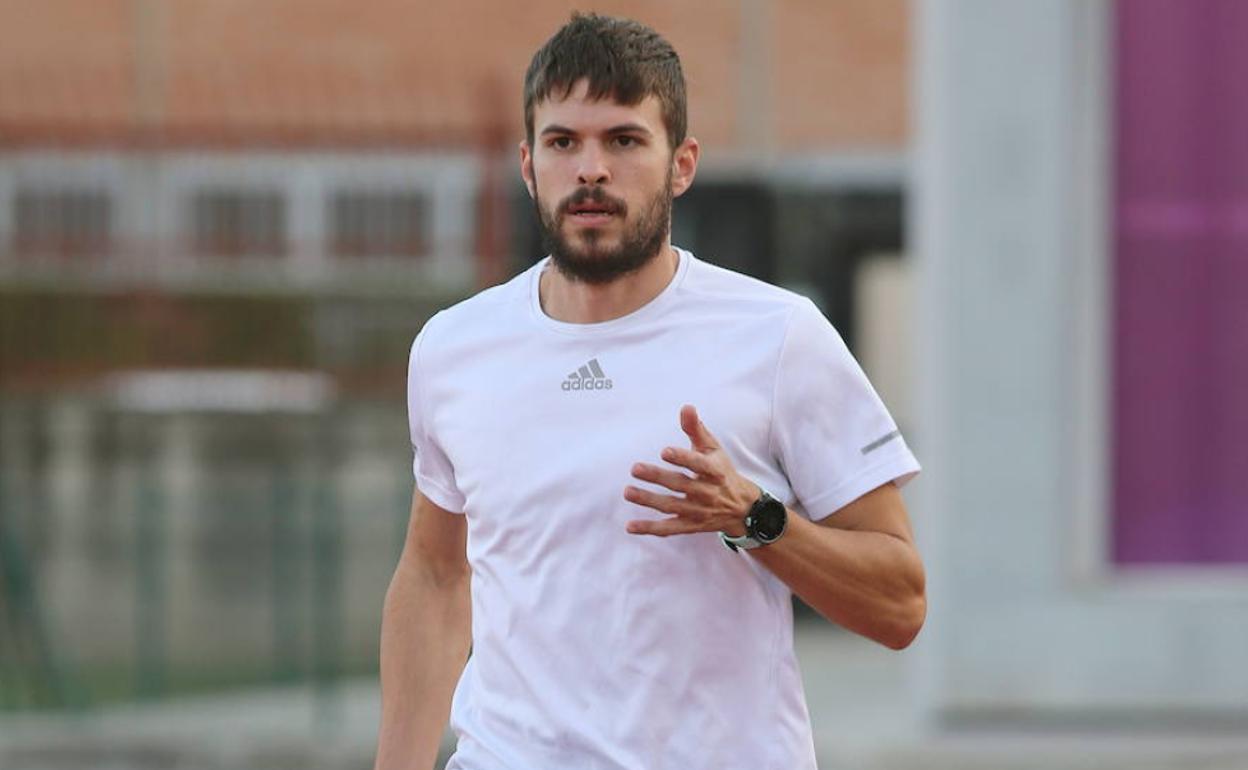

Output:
xmin=407 ymin=247 xmax=919 ymax=770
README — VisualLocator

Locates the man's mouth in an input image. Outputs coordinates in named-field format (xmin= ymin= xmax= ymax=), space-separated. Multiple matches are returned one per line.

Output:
xmin=566 ymin=203 xmax=618 ymax=219
xmin=561 ymin=189 xmax=624 ymax=225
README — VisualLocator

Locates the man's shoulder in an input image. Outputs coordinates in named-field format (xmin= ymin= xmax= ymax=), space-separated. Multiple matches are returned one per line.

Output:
xmin=682 ymin=253 xmax=815 ymax=315
xmin=446 ymin=262 xmax=536 ymax=318
xmin=415 ymin=263 xmax=535 ymax=355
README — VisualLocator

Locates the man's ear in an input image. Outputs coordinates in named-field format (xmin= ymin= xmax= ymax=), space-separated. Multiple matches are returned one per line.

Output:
xmin=519 ymin=140 xmax=536 ymax=199
xmin=670 ymin=136 xmax=700 ymax=199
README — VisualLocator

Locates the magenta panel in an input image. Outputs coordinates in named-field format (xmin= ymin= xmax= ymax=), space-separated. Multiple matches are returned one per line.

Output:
xmin=1112 ymin=0 xmax=1248 ymax=564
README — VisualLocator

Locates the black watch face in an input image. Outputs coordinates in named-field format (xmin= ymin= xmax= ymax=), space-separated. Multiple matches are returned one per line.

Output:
xmin=749 ymin=497 xmax=787 ymax=541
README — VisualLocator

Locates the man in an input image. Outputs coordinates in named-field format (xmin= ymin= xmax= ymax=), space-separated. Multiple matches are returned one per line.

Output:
xmin=374 ymin=13 xmax=924 ymax=770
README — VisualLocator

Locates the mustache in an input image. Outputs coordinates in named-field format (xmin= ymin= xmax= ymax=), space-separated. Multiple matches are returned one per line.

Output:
xmin=558 ymin=187 xmax=627 ymax=216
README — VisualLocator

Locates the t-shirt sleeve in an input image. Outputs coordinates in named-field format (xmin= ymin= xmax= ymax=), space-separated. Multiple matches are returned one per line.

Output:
xmin=771 ymin=298 xmax=920 ymax=521
xmin=407 ymin=321 xmax=467 ymax=514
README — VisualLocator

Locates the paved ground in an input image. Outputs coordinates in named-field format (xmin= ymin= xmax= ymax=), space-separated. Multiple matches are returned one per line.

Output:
xmin=3 ymin=624 xmax=1247 ymax=769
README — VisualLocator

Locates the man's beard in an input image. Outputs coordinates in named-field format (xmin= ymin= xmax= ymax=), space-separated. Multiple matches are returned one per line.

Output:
xmin=533 ymin=168 xmax=673 ymax=286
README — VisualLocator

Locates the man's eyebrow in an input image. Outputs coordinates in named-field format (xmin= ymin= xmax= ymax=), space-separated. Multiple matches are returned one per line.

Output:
xmin=538 ymin=123 xmax=654 ymax=137
xmin=604 ymin=123 xmax=653 ymax=136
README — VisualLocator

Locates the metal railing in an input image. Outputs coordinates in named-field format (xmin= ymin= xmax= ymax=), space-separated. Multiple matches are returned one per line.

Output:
xmin=0 ymin=397 xmax=413 ymax=712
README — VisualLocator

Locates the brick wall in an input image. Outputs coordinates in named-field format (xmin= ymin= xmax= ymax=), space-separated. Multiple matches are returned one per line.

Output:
xmin=0 ymin=0 xmax=908 ymax=152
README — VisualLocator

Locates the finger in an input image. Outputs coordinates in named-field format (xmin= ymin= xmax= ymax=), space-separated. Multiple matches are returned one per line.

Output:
xmin=660 ymin=446 xmax=721 ymax=481
xmin=680 ymin=404 xmax=720 ymax=451
xmin=625 ymin=517 xmax=709 ymax=537
xmin=623 ymin=485 xmax=705 ymax=520
xmin=630 ymin=462 xmax=694 ymax=494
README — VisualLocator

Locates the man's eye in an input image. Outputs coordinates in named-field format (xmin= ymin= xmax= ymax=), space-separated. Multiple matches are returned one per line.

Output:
xmin=615 ymin=136 xmax=637 ymax=147
xmin=551 ymin=137 xmax=573 ymax=149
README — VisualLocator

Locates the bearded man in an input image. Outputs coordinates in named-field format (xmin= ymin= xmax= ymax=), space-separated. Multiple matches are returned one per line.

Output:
xmin=374 ymin=13 xmax=925 ymax=770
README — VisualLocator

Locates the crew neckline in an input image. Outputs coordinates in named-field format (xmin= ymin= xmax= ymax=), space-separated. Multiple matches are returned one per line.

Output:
xmin=528 ymin=246 xmax=693 ymax=336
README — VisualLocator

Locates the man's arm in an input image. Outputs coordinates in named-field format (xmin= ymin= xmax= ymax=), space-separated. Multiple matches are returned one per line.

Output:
xmin=749 ymin=483 xmax=925 ymax=650
xmin=624 ymin=405 xmax=925 ymax=650
xmin=374 ymin=491 xmax=471 ymax=770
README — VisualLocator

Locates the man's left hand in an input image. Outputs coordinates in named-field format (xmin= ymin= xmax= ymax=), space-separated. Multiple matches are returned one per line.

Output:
xmin=624 ymin=404 xmax=760 ymax=538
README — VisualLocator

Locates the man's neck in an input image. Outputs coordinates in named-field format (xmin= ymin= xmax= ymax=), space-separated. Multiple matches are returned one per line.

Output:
xmin=539 ymin=244 xmax=679 ymax=324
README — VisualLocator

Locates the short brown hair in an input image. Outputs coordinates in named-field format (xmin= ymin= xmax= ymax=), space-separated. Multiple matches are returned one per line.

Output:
xmin=523 ymin=13 xmax=687 ymax=151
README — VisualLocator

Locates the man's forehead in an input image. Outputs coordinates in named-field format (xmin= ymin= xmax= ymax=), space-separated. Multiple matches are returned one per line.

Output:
xmin=533 ymin=79 xmax=664 ymax=133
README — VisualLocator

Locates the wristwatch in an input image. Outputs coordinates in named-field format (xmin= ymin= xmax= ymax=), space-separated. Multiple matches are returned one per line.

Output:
xmin=719 ymin=488 xmax=788 ymax=552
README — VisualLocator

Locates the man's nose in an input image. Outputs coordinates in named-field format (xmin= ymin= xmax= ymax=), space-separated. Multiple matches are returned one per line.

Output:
xmin=576 ymin=144 xmax=611 ymax=185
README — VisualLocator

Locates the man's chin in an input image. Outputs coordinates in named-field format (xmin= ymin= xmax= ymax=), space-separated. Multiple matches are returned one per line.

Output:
xmin=558 ymin=232 xmax=624 ymax=260
xmin=549 ymin=246 xmax=656 ymax=285
xmin=563 ymin=223 xmax=617 ymax=243
xmin=566 ymin=239 xmax=618 ymax=260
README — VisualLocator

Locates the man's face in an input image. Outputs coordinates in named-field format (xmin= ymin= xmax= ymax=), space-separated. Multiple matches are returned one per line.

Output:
xmin=521 ymin=79 xmax=697 ymax=284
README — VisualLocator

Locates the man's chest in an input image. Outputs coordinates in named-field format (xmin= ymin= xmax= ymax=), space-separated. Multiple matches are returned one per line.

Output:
xmin=425 ymin=330 xmax=777 ymax=523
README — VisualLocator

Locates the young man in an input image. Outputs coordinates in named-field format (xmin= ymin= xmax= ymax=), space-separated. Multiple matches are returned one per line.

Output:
xmin=375 ymin=13 xmax=924 ymax=770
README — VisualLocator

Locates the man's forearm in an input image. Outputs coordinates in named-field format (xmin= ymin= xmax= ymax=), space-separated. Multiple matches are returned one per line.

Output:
xmin=374 ymin=559 xmax=471 ymax=770
xmin=622 ymin=410 xmax=925 ymax=649
xmin=751 ymin=512 xmax=926 ymax=649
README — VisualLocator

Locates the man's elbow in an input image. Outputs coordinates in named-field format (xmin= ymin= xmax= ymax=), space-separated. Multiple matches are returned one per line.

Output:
xmin=883 ymin=591 xmax=926 ymax=650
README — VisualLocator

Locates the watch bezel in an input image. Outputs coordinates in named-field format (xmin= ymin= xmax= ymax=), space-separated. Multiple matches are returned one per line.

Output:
xmin=745 ymin=491 xmax=787 ymax=543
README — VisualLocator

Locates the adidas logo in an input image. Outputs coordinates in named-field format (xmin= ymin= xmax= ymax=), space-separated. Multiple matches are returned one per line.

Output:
xmin=562 ymin=358 xmax=613 ymax=391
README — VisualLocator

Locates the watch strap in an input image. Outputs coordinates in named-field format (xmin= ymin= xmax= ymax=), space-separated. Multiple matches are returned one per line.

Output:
xmin=719 ymin=530 xmax=762 ymax=552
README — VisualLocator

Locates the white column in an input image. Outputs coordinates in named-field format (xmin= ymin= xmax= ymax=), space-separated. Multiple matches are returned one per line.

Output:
xmin=914 ymin=0 xmax=1248 ymax=722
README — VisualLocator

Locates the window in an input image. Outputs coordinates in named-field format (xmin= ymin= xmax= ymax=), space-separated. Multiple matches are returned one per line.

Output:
xmin=12 ymin=189 xmax=113 ymax=257
xmin=329 ymin=191 xmax=428 ymax=258
xmin=192 ymin=189 xmax=286 ymax=257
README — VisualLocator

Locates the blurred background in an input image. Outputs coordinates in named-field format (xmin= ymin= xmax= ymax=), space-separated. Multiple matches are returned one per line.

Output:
xmin=0 ymin=0 xmax=1244 ymax=768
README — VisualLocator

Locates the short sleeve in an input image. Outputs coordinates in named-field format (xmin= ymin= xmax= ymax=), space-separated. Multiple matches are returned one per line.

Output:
xmin=407 ymin=321 xmax=467 ymax=513
xmin=771 ymin=298 xmax=920 ymax=521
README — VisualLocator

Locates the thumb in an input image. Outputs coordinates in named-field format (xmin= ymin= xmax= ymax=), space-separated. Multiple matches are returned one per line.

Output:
xmin=680 ymin=404 xmax=720 ymax=452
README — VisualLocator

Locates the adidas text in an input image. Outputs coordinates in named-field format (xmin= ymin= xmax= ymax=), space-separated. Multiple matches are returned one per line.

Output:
xmin=562 ymin=378 xmax=613 ymax=391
